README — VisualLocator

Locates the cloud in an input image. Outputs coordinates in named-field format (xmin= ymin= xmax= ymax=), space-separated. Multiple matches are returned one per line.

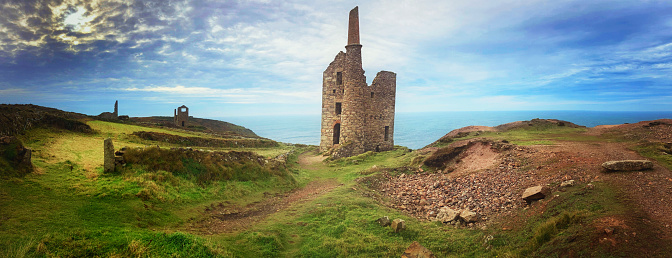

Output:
xmin=119 ymin=85 xmax=318 ymax=104
xmin=2 ymin=0 xmax=672 ymax=115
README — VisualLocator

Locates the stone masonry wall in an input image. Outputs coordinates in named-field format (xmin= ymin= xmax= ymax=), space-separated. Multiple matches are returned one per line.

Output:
xmin=320 ymin=6 xmax=396 ymax=158
xmin=175 ymin=105 xmax=189 ymax=127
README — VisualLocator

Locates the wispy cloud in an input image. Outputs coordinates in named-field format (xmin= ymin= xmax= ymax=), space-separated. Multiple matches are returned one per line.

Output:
xmin=1 ymin=0 xmax=671 ymax=115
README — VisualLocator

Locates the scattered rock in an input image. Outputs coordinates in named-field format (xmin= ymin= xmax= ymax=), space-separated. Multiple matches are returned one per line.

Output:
xmin=436 ymin=207 xmax=460 ymax=223
xmin=103 ymin=138 xmax=115 ymax=173
xmin=602 ymin=160 xmax=653 ymax=171
xmin=604 ymin=227 xmax=615 ymax=235
xmin=391 ymin=218 xmax=406 ymax=233
xmin=401 ymin=241 xmax=436 ymax=258
xmin=377 ymin=216 xmax=391 ymax=227
xmin=522 ymin=185 xmax=550 ymax=203
xmin=459 ymin=209 xmax=479 ymax=223
xmin=585 ymin=183 xmax=595 ymax=190
xmin=561 ymin=180 xmax=575 ymax=187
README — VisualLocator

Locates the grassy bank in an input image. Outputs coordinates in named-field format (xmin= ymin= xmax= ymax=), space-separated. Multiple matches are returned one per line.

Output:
xmin=2 ymin=119 xmax=671 ymax=257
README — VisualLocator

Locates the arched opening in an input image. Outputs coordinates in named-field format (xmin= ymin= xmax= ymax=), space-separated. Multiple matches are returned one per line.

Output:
xmin=181 ymin=121 xmax=185 ymax=127
xmin=333 ymin=123 xmax=341 ymax=145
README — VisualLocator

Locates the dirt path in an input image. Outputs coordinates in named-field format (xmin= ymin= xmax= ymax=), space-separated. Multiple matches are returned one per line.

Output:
xmin=536 ymin=140 xmax=672 ymax=238
xmin=190 ymin=151 xmax=339 ymax=235
xmin=297 ymin=151 xmax=328 ymax=170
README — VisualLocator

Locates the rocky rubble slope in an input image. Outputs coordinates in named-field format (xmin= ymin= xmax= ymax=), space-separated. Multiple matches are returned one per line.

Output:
xmin=374 ymin=141 xmax=568 ymax=223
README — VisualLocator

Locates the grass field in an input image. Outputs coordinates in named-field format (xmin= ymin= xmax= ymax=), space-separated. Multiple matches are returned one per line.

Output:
xmin=1 ymin=120 xmax=669 ymax=257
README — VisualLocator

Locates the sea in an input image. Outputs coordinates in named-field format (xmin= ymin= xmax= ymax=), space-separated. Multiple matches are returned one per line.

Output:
xmin=214 ymin=111 xmax=672 ymax=150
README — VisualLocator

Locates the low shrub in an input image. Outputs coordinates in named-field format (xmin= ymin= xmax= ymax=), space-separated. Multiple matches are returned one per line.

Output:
xmin=122 ymin=147 xmax=290 ymax=185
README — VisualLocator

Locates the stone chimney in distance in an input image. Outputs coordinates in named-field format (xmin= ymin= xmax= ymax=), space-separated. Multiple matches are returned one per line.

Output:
xmin=348 ymin=6 xmax=360 ymax=45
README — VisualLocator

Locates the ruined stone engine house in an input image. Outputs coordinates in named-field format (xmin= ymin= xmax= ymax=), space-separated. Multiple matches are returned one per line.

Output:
xmin=320 ymin=6 xmax=397 ymax=158
xmin=174 ymin=105 xmax=189 ymax=127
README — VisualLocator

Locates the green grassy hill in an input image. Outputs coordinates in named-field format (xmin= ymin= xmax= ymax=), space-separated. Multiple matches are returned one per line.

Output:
xmin=2 ymin=112 xmax=672 ymax=257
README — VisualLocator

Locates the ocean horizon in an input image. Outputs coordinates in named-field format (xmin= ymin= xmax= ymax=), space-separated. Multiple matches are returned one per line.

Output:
xmin=213 ymin=111 xmax=672 ymax=150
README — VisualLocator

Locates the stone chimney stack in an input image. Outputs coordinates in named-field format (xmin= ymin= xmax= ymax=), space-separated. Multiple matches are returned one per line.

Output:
xmin=347 ymin=6 xmax=360 ymax=45
xmin=114 ymin=100 xmax=118 ymax=117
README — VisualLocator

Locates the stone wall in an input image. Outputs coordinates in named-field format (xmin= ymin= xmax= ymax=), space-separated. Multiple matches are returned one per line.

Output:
xmin=319 ymin=6 xmax=396 ymax=158
xmin=174 ymin=105 xmax=189 ymax=127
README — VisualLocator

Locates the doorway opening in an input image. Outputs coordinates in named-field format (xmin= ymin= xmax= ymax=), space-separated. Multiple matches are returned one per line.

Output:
xmin=333 ymin=123 xmax=341 ymax=145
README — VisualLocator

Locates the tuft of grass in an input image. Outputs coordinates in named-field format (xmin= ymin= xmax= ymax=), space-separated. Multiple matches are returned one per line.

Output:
xmin=631 ymin=142 xmax=672 ymax=170
xmin=530 ymin=211 xmax=584 ymax=248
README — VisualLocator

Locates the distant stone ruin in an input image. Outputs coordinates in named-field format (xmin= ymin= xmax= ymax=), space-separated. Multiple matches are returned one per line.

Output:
xmin=320 ymin=6 xmax=397 ymax=159
xmin=174 ymin=105 xmax=189 ymax=127
xmin=98 ymin=100 xmax=119 ymax=120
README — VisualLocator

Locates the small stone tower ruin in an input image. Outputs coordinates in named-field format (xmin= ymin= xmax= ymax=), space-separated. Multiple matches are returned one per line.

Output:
xmin=97 ymin=100 xmax=119 ymax=120
xmin=320 ymin=6 xmax=397 ymax=158
xmin=113 ymin=100 xmax=118 ymax=118
xmin=174 ymin=105 xmax=189 ymax=127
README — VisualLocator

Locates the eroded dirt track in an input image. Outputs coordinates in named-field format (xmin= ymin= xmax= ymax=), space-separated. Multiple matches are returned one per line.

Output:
xmin=190 ymin=151 xmax=339 ymax=235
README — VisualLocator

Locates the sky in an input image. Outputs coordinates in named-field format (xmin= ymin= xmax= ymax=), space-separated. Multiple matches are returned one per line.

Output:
xmin=1 ymin=0 xmax=671 ymax=117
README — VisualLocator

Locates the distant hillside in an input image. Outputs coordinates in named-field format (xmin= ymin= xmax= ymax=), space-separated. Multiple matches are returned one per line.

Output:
xmin=130 ymin=116 xmax=260 ymax=139
xmin=0 ymin=104 xmax=93 ymax=136
xmin=0 ymin=104 xmax=261 ymax=140
xmin=427 ymin=118 xmax=585 ymax=148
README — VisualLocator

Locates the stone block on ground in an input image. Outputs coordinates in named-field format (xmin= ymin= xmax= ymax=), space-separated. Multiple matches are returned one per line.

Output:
xmin=522 ymin=185 xmax=550 ymax=203
xmin=391 ymin=218 xmax=406 ymax=233
xmin=436 ymin=207 xmax=460 ymax=223
xmin=602 ymin=160 xmax=653 ymax=171
xmin=459 ymin=209 xmax=479 ymax=223
xmin=377 ymin=216 xmax=391 ymax=227
xmin=401 ymin=241 xmax=436 ymax=258
xmin=561 ymin=180 xmax=575 ymax=187
xmin=103 ymin=138 xmax=115 ymax=173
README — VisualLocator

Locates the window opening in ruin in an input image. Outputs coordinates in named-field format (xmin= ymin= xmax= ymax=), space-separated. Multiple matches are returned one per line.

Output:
xmin=384 ymin=126 xmax=389 ymax=141
xmin=336 ymin=72 xmax=343 ymax=85
xmin=182 ymin=121 xmax=185 ymax=127
xmin=371 ymin=92 xmax=374 ymax=98
xmin=333 ymin=123 xmax=341 ymax=144
xmin=335 ymin=102 xmax=342 ymax=115
xmin=333 ymin=89 xmax=336 ymax=94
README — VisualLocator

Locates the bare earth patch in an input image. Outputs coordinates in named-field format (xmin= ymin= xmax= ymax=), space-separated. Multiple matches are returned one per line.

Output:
xmin=373 ymin=120 xmax=672 ymax=244
xmin=298 ymin=152 xmax=327 ymax=170
xmin=451 ymin=141 xmax=499 ymax=175
xmin=190 ymin=151 xmax=339 ymax=235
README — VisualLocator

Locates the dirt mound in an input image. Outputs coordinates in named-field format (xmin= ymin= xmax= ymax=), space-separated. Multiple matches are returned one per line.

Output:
xmin=0 ymin=104 xmax=92 ymax=136
xmin=131 ymin=131 xmax=279 ymax=148
xmin=423 ymin=140 xmax=512 ymax=172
